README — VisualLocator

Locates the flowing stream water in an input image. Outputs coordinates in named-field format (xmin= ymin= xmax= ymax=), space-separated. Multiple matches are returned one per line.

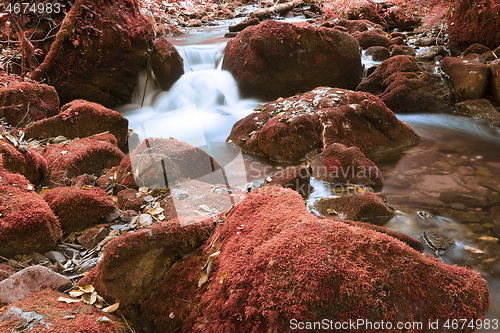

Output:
xmin=116 ymin=24 xmax=500 ymax=329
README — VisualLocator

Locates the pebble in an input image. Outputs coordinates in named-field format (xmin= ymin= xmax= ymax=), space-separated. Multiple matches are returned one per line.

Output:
xmin=44 ymin=251 xmax=67 ymax=264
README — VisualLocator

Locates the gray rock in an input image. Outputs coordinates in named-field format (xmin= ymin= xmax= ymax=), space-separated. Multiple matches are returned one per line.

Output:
xmin=0 ymin=266 xmax=72 ymax=306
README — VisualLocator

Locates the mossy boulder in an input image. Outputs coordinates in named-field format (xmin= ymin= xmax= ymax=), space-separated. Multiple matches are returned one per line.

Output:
xmin=150 ymin=38 xmax=184 ymax=91
xmin=0 ymin=166 xmax=60 ymax=257
xmin=222 ymin=20 xmax=363 ymax=101
xmin=442 ymin=56 xmax=490 ymax=102
xmin=43 ymin=134 xmax=125 ymax=186
xmin=25 ymin=100 xmax=129 ymax=147
xmin=227 ymin=87 xmax=421 ymax=162
xmin=357 ymin=55 xmax=453 ymax=112
xmin=0 ymin=81 xmax=59 ymax=127
xmin=30 ymin=0 xmax=155 ymax=107
xmin=139 ymin=186 xmax=489 ymax=332
xmin=43 ymin=187 xmax=116 ymax=233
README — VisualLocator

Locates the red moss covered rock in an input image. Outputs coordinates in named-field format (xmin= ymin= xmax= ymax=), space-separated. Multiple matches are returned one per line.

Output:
xmin=260 ymin=165 xmax=311 ymax=197
xmin=227 ymin=87 xmax=421 ymax=162
xmin=140 ymin=186 xmax=488 ymax=332
xmin=389 ymin=44 xmax=415 ymax=57
xmin=25 ymin=99 xmax=129 ymax=147
xmin=129 ymin=138 xmax=225 ymax=189
xmin=0 ymin=266 xmax=71 ymax=306
xmin=0 ymin=289 xmax=126 ymax=332
xmin=441 ymin=56 xmax=490 ymax=101
xmin=43 ymin=187 xmax=116 ymax=233
xmin=312 ymin=191 xmax=395 ymax=224
xmin=150 ymin=38 xmax=184 ymax=91
xmin=30 ymin=0 xmax=155 ymax=107
xmin=321 ymin=18 xmax=383 ymax=34
xmin=0 ymin=137 xmax=48 ymax=184
xmin=117 ymin=188 xmax=145 ymax=211
xmin=490 ymin=58 xmax=500 ymax=103
xmin=222 ymin=20 xmax=363 ymax=101
xmin=311 ymin=143 xmax=383 ymax=186
xmin=365 ymin=45 xmax=390 ymax=61
xmin=352 ymin=28 xmax=392 ymax=49
xmin=79 ymin=218 xmax=213 ymax=314
xmin=0 ymin=168 xmax=61 ymax=257
xmin=448 ymin=0 xmax=500 ymax=50
xmin=0 ymin=81 xmax=59 ymax=126
xmin=43 ymin=134 xmax=125 ymax=186
xmin=357 ymin=55 xmax=453 ymax=112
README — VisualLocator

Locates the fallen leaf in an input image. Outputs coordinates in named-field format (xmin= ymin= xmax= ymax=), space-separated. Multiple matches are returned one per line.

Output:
xmin=146 ymin=207 xmax=164 ymax=215
xmin=102 ymin=302 xmax=120 ymax=313
xmin=220 ymin=270 xmax=227 ymax=284
xmin=61 ymin=150 xmax=68 ymax=155
xmin=76 ymin=284 xmax=95 ymax=293
xmin=69 ymin=290 xmax=85 ymax=298
xmin=464 ymin=245 xmax=485 ymax=254
xmin=98 ymin=316 xmax=112 ymax=322
xmin=198 ymin=256 xmax=214 ymax=288
xmin=58 ymin=297 xmax=80 ymax=304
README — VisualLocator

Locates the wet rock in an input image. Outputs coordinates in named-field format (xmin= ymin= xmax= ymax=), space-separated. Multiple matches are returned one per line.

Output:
xmin=416 ymin=45 xmax=445 ymax=62
xmin=129 ymin=138 xmax=225 ymax=189
xmin=388 ymin=6 xmax=420 ymax=31
xmin=365 ymin=46 xmax=390 ymax=61
xmin=389 ymin=44 xmax=416 ymax=57
xmin=454 ymin=99 xmax=497 ymax=116
xmin=448 ymin=0 xmax=500 ymax=50
xmin=490 ymin=58 xmax=500 ymax=103
xmin=312 ymin=191 xmax=395 ymax=224
xmin=0 ymin=81 xmax=59 ymax=127
xmin=43 ymin=187 xmax=116 ymax=233
xmin=322 ymin=19 xmax=383 ymax=34
xmin=0 ymin=167 xmax=61 ymax=257
xmin=222 ymin=20 xmax=362 ymax=101
xmin=25 ymin=99 xmax=129 ymax=147
xmin=140 ymin=186 xmax=489 ymax=332
xmin=441 ymin=57 xmax=490 ymax=101
xmin=79 ymin=218 xmax=213 ymax=310
xmin=352 ymin=28 xmax=392 ymax=49
xmin=439 ymin=191 xmax=489 ymax=208
xmin=0 ymin=136 xmax=48 ymax=185
xmin=227 ymin=87 xmax=421 ymax=162
xmin=43 ymin=134 xmax=125 ymax=186
xmin=44 ymin=251 xmax=67 ymax=264
xmin=30 ymin=0 xmax=154 ymax=107
xmin=0 ymin=289 xmax=126 ymax=332
xmin=463 ymin=43 xmax=490 ymax=57
xmin=423 ymin=231 xmax=456 ymax=256
xmin=259 ymin=165 xmax=311 ymax=197
xmin=150 ymin=38 xmax=184 ymax=91
xmin=0 ymin=266 xmax=71 ymax=306
xmin=357 ymin=55 xmax=453 ymax=112
xmin=311 ymin=143 xmax=383 ymax=186
xmin=228 ymin=17 xmax=260 ymax=32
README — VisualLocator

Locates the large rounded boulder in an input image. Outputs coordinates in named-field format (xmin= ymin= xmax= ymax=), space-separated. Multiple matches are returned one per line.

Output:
xmin=227 ymin=87 xmax=421 ymax=162
xmin=30 ymin=0 xmax=155 ymax=107
xmin=222 ymin=20 xmax=363 ymax=101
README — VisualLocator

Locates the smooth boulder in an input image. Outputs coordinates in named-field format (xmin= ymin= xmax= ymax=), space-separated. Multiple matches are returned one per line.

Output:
xmin=222 ymin=20 xmax=363 ymax=101
xmin=442 ymin=57 xmax=490 ymax=101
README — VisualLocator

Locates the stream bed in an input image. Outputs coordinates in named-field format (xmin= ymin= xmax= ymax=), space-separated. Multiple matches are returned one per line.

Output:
xmin=116 ymin=23 xmax=500 ymax=329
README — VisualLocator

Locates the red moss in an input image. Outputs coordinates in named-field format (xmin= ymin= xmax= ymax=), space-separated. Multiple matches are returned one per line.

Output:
xmin=311 ymin=143 xmax=383 ymax=186
xmin=25 ymin=99 xmax=129 ymax=147
xmin=43 ymin=135 xmax=125 ymax=186
xmin=222 ymin=20 xmax=363 ymax=101
xmin=43 ymin=187 xmax=115 ymax=233
xmin=351 ymin=28 xmax=392 ymax=49
xmin=448 ymin=0 xmax=500 ymax=50
xmin=228 ymin=87 xmax=421 ymax=162
xmin=79 ymin=218 xmax=213 ymax=322
xmin=0 ymin=137 xmax=48 ymax=184
xmin=0 ymin=168 xmax=61 ymax=257
xmin=30 ymin=0 xmax=155 ymax=107
xmin=0 ymin=263 xmax=16 ymax=282
xmin=0 ymin=81 xmax=59 ymax=126
xmin=0 ymin=289 xmax=126 ymax=332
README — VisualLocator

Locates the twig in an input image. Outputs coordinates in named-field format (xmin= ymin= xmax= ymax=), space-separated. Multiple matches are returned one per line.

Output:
xmin=15 ymin=102 xmax=30 ymax=127
xmin=121 ymin=314 xmax=136 ymax=333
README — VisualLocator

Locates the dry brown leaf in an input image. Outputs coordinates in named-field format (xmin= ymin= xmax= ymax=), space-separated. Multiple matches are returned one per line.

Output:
xmin=220 ymin=270 xmax=227 ymax=284
xmin=76 ymin=284 xmax=95 ymax=293
xmin=198 ymin=256 xmax=214 ymax=287
xmin=58 ymin=297 xmax=80 ymax=304
xmin=146 ymin=207 xmax=164 ymax=215
xmin=102 ymin=302 xmax=120 ymax=313
xmin=69 ymin=290 xmax=85 ymax=298
xmin=98 ymin=316 xmax=112 ymax=322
